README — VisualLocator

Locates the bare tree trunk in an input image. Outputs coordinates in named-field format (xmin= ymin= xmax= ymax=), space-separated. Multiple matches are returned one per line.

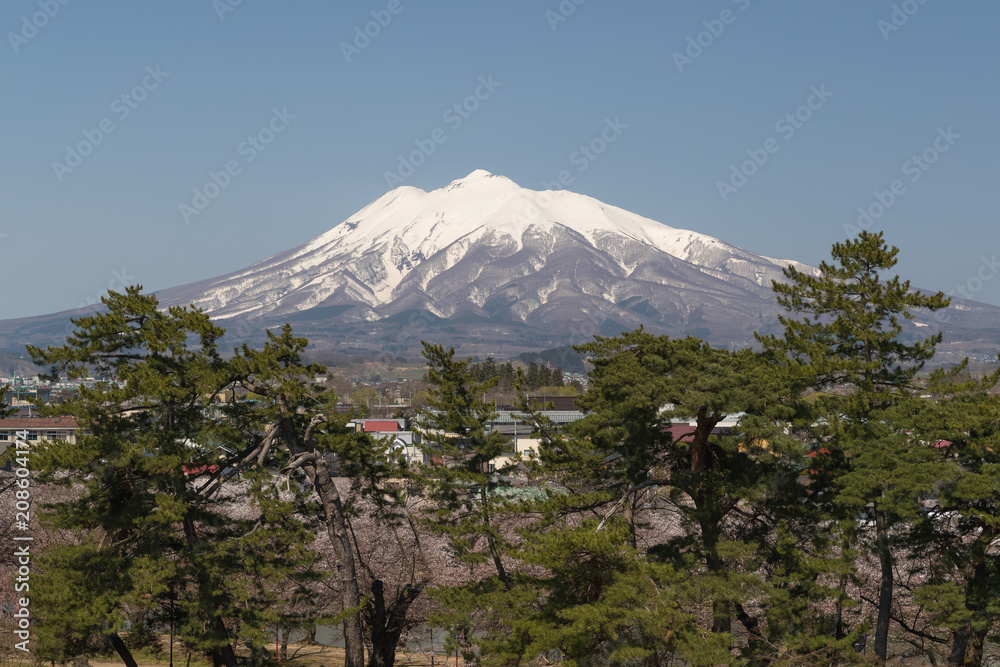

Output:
xmin=212 ymin=617 xmax=239 ymax=667
xmin=699 ymin=515 xmax=732 ymax=636
xmin=691 ymin=413 xmax=733 ymax=642
xmin=479 ymin=486 xmax=510 ymax=588
xmin=367 ymin=579 xmax=423 ymax=667
xmin=108 ymin=633 xmax=139 ymax=667
xmin=831 ymin=573 xmax=847 ymax=639
xmin=949 ymin=544 xmax=992 ymax=667
xmin=830 ymin=534 xmax=852 ymax=640
xmin=182 ymin=518 xmax=239 ymax=667
xmin=280 ymin=414 xmax=366 ymax=667
xmin=874 ymin=508 xmax=893 ymax=662
xmin=948 ymin=623 xmax=972 ymax=667
xmin=964 ymin=624 xmax=986 ymax=667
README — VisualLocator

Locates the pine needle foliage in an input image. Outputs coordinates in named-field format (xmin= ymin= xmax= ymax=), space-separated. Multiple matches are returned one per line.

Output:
xmin=758 ymin=231 xmax=953 ymax=661
xmin=26 ymin=287 xmax=318 ymax=667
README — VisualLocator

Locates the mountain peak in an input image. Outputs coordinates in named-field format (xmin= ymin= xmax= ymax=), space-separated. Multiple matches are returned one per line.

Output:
xmin=155 ymin=171 xmax=819 ymax=333
xmin=441 ymin=169 xmax=515 ymax=191
xmin=464 ymin=168 xmax=496 ymax=179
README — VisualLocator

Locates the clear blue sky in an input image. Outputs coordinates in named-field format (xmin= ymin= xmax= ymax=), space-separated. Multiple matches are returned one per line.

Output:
xmin=3 ymin=0 xmax=999 ymax=319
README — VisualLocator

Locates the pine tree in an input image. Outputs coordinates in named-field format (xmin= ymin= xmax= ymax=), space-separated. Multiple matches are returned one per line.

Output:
xmin=27 ymin=287 xmax=316 ymax=667
xmin=415 ymin=343 xmax=513 ymax=584
xmin=904 ymin=367 xmax=1000 ymax=667
xmin=526 ymin=361 xmax=540 ymax=390
xmin=568 ymin=332 xmax=802 ymax=651
xmin=498 ymin=361 xmax=515 ymax=392
xmin=413 ymin=343 xmax=531 ymax=664
xmin=473 ymin=332 xmax=849 ymax=665
xmin=478 ymin=519 xmax=730 ymax=667
xmin=229 ymin=325 xmax=423 ymax=667
xmin=0 ymin=384 xmax=15 ymax=417
xmin=481 ymin=356 xmax=498 ymax=384
xmin=759 ymin=231 xmax=952 ymax=661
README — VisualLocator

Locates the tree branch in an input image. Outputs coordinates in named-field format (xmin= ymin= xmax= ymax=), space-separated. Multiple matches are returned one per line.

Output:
xmin=858 ymin=594 xmax=947 ymax=645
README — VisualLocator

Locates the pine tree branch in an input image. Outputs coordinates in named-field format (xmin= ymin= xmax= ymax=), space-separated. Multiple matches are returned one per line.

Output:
xmin=596 ymin=479 xmax=670 ymax=531
xmin=858 ymin=593 xmax=947 ymax=645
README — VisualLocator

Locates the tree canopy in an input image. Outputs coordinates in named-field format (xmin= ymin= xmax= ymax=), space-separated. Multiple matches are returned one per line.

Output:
xmin=12 ymin=232 xmax=1000 ymax=667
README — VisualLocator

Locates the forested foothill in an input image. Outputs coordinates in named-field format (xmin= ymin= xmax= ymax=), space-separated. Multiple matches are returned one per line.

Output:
xmin=3 ymin=231 xmax=1000 ymax=667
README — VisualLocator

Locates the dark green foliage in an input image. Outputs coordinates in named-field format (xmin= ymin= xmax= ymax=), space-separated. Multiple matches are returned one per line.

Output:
xmin=469 ymin=357 xmax=562 ymax=391
xmin=0 ymin=385 xmax=16 ymax=418
xmin=564 ymin=332 xmax=830 ymax=662
xmin=482 ymin=520 xmax=730 ymax=667
xmin=415 ymin=343 xmax=514 ymax=580
xmin=518 ymin=346 xmax=587 ymax=374
xmin=416 ymin=343 xmax=533 ymax=665
xmin=904 ymin=372 xmax=1000 ymax=666
xmin=526 ymin=361 xmax=540 ymax=391
xmin=21 ymin=230 xmax=1000 ymax=666
xmin=759 ymin=231 xmax=953 ymax=660
xmin=229 ymin=324 xmax=416 ymax=667
xmin=26 ymin=288 xmax=318 ymax=667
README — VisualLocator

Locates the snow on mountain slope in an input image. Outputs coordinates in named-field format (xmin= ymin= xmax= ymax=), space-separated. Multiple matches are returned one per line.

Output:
xmin=157 ymin=169 xmax=813 ymax=326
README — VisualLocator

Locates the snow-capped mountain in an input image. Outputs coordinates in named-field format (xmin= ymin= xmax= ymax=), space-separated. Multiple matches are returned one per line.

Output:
xmin=5 ymin=169 xmax=996 ymax=359
xmin=156 ymin=169 xmax=815 ymax=342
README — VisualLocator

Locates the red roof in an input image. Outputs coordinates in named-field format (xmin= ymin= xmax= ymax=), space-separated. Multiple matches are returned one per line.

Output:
xmin=804 ymin=448 xmax=832 ymax=459
xmin=0 ymin=417 xmax=78 ymax=429
xmin=667 ymin=425 xmax=698 ymax=443
xmin=363 ymin=420 xmax=400 ymax=433
xmin=183 ymin=464 xmax=220 ymax=476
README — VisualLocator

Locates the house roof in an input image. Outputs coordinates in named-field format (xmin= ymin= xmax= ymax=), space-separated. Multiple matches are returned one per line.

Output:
xmin=804 ymin=448 xmax=832 ymax=459
xmin=0 ymin=416 xmax=78 ymax=429
xmin=491 ymin=410 xmax=585 ymax=425
xmin=363 ymin=420 xmax=401 ymax=433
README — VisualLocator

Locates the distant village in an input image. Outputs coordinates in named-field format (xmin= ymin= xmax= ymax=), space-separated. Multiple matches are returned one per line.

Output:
xmin=0 ymin=361 xmax=592 ymax=468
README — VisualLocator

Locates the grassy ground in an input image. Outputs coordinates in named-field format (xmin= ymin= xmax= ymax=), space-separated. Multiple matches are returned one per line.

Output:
xmin=86 ymin=643 xmax=442 ymax=667
xmin=3 ymin=638 xmax=448 ymax=667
